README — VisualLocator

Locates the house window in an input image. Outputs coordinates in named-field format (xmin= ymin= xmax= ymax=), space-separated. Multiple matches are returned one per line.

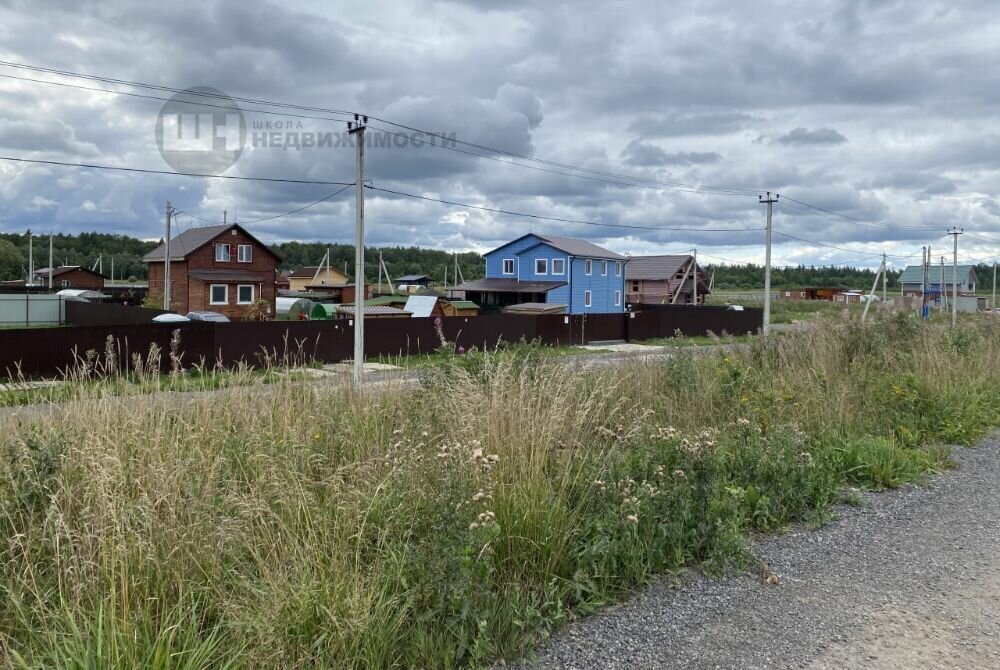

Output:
xmin=585 ymin=259 xmax=592 ymax=275
xmin=237 ymin=245 xmax=252 ymax=263
xmin=61 ymin=279 xmax=70 ymax=288
xmin=535 ymin=258 xmax=548 ymax=275
xmin=584 ymin=290 xmax=592 ymax=308
xmin=601 ymin=261 xmax=608 ymax=276
xmin=215 ymin=243 xmax=231 ymax=262
xmin=615 ymin=290 xmax=621 ymax=306
xmin=502 ymin=258 xmax=515 ymax=275
xmin=551 ymin=258 xmax=565 ymax=275
xmin=237 ymin=284 xmax=254 ymax=304
xmin=631 ymin=280 xmax=639 ymax=292
xmin=210 ymin=284 xmax=228 ymax=305
xmin=615 ymin=262 xmax=622 ymax=276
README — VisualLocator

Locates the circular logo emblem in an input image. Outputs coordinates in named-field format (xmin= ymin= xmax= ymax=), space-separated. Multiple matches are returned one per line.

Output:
xmin=155 ymin=87 xmax=246 ymax=174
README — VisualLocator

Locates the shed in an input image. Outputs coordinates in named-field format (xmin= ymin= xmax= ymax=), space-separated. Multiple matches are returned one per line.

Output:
xmin=442 ymin=299 xmax=480 ymax=317
xmin=503 ymin=302 xmax=568 ymax=314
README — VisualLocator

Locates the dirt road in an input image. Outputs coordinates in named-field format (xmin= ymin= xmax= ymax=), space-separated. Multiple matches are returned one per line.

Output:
xmin=524 ymin=437 xmax=1000 ymax=669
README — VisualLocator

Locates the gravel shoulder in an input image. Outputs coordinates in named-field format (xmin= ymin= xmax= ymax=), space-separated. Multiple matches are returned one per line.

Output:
xmin=520 ymin=436 xmax=1000 ymax=669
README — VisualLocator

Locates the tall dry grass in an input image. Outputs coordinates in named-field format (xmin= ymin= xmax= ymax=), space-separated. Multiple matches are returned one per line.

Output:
xmin=1 ymin=312 xmax=999 ymax=668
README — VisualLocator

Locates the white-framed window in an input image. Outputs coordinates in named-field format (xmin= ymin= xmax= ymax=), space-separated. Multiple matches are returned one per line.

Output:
xmin=615 ymin=290 xmax=622 ymax=306
xmin=61 ymin=279 xmax=70 ymax=288
xmin=215 ymin=243 xmax=231 ymax=262
xmin=502 ymin=258 xmax=515 ymax=275
xmin=601 ymin=260 xmax=608 ymax=276
xmin=209 ymin=284 xmax=228 ymax=305
xmin=615 ymin=261 xmax=622 ymax=276
xmin=584 ymin=290 xmax=592 ymax=308
xmin=535 ymin=258 xmax=548 ymax=275
xmin=585 ymin=259 xmax=592 ymax=275
xmin=551 ymin=258 xmax=565 ymax=275
xmin=237 ymin=244 xmax=252 ymax=263
xmin=237 ymin=284 xmax=254 ymax=304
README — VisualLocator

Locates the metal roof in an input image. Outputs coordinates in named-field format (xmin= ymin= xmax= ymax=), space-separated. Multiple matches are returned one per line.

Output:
xmin=899 ymin=264 xmax=977 ymax=284
xmin=625 ymin=255 xmax=692 ymax=280
xmin=452 ymin=278 xmax=567 ymax=293
xmin=142 ymin=223 xmax=279 ymax=262
xmin=485 ymin=233 xmax=625 ymax=260
xmin=35 ymin=266 xmax=107 ymax=279
xmin=397 ymin=274 xmax=429 ymax=282
xmin=188 ymin=270 xmax=266 ymax=282
xmin=366 ymin=295 xmax=410 ymax=306
xmin=446 ymin=300 xmax=479 ymax=309
xmin=503 ymin=302 xmax=568 ymax=314
xmin=287 ymin=266 xmax=348 ymax=279
xmin=403 ymin=295 xmax=439 ymax=317
xmin=336 ymin=305 xmax=412 ymax=316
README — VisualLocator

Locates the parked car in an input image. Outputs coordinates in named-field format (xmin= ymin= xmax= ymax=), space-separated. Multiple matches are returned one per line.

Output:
xmin=152 ymin=313 xmax=190 ymax=323
xmin=186 ymin=311 xmax=231 ymax=322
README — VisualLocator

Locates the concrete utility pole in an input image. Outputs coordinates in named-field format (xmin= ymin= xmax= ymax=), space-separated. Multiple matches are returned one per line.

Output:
xmin=759 ymin=192 xmax=778 ymax=334
xmin=48 ymin=233 xmax=53 ymax=290
xmin=993 ymin=262 xmax=997 ymax=310
xmin=26 ymin=230 xmax=32 ymax=284
xmin=948 ymin=227 xmax=963 ymax=327
xmin=940 ymin=257 xmax=946 ymax=312
xmin=347 ymin=114 xmax=367 ymax=387
xmin=163 ymin=201 xmax=172 ymax=310
xmin=862 ymin=255 xmax=885 ymax=323
xmin=881 ymin=252 xmax=887 ymax=304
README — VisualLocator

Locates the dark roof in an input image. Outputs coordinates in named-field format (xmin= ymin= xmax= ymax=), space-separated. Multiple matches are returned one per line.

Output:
xmin=288 ymin=266 xmax=348 ymax=279
xmin=486 ymin=233 xmax=625 ymax=260
xmin=452 ymin=278 xmax=567 ymax=293
xmin=397 ymin=274 xmax=429 ymax=282
xmin=446 ymin=300 xmax=480 ymax=309
xmin=336 ymin=305 xmax=411 ymax=316
xmin=532 ymin=234 xmax=626 ymax=260
xmin=625 ymin=255 xmax=692 ymax=280
xmin=143 ymin=224 xmax=279 ymax=262
xmin=34 ymin=266 xmax=107 ymax=279
xmin=188 ymin=270 xmax=268 ymax=282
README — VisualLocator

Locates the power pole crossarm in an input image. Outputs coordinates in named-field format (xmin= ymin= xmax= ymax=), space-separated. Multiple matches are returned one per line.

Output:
xmin=759 ymin=192 xmax=778 ymax=334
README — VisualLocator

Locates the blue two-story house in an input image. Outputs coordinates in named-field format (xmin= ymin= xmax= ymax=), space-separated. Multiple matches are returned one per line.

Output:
xmin=455 ymin=233 xmax=627 ymax=314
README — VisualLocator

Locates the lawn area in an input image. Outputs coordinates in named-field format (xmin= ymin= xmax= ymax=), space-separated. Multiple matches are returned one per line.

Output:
xmin=2 ymin=313 xmax=1000 ymax=668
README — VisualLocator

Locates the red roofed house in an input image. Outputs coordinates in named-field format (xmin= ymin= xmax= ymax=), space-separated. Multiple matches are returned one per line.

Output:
xmin=143 ymin=223 xmax=279 ymax=319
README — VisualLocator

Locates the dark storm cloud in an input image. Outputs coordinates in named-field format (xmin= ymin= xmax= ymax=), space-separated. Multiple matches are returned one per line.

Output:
xmin=0 ymin=0 xmax=998 ymax=265
xmin=775 ymin=127 xmax=848 ymax=146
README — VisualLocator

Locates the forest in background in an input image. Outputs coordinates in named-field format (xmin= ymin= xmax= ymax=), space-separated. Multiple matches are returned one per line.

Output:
xmin=1 ymin=230 xmax=985 ymax=290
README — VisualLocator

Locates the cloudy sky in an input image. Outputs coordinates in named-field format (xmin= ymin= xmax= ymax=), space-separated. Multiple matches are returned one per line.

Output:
xmin=1 ymin=0 xmax=999 ymax=269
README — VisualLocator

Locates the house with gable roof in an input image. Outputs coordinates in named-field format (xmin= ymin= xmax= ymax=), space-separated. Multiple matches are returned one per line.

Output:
xmin=454 ymin=233 xmax=627 ymax=314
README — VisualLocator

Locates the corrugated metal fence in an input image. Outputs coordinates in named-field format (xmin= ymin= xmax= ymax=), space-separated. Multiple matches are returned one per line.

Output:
xmin=0 ymin=307 xmax=761 ymax=378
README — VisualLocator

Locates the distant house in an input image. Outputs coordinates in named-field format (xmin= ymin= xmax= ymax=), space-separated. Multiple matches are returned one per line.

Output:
xmin=143 ymin=223 xmax=279 ymax=319
xmin=625 ymin=255 xmax=708 ymax=305
xmin=442 ymin=299 xmax=479 ymax=317
xmin=455 ymin=233 xmax=626 ymax=314
xmin=275 ymin=271 xmax=291 ymax=291
xmin=334 ymin=305 xmax=412 ymax=319
xmin=899 ymin=264 xmax=977 ymax=297
xmin=33 ymin=266 xmax=106 ymax=290
xmin=778 ymin=288 xmax=846 ymax=301
xmin=287 ymin=265 xmax=349 ymax=292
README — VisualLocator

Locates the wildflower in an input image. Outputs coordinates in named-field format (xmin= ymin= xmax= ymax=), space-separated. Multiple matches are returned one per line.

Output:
xmin=469 ymin=522 xmax=480 ymax=531
xmin=471 ymin=448 xmax=484 ymax=460
xmin=673 ymin=469 xmax=687 ymax=480
xmin=472 ymin=491 xmax=487 ymax=502
xmin=626 ymin=514 xmax=639 ymax=525
xmin=798 ymin=451 xmax=813 ymax=464
xmin=421 ymin=431 xmax=429 ymax=438
xmin=392 ymin=429 xmax=404 ymax=435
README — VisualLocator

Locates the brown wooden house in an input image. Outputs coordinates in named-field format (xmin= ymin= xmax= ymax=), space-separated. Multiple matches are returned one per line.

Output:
xmin=143 ymin=224 xmax=279 ymax=319
xmin=33 ymin=266 xmax=106 ymax=290
xmin=625 ymin=255 xmax=709 ymax=305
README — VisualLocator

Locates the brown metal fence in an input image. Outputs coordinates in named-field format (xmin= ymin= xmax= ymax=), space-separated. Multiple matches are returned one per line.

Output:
xmin=0 ymin=307 xmax=762 ymax=378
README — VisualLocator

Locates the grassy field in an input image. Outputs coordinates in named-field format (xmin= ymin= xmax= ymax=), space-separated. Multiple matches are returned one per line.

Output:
xmin=2 ymin=313 xmax=999 ymax=668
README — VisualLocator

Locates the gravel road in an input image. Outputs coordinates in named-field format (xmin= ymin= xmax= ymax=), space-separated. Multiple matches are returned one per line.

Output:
xmin=520 ymin=436 xmax=1000 ymax=669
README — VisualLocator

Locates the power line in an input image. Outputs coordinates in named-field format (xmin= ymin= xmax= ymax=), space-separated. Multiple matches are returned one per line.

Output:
xmin=365 ymin=184 xmax=765 ymax=233
xmin=0 ymin=155 xmax=354 ymax=185
xmin=778 ymin=196 xmax=942 ymax=231
xmin=771 ymin=231 xmax=922 ymax=259
xmin=172 ymin=183 xmax=355 ymax=226
xmin=0 ymin=60 xmax=761 ymax=197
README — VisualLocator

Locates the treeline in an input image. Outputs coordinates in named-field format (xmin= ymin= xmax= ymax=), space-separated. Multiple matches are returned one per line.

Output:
xmin=271 ymin=242 xmax=485 ymax=283
xmin=705 ymin=263 xmax=903 ymax=290
xmin=0 ymin=232 xmax=157 ymax=282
